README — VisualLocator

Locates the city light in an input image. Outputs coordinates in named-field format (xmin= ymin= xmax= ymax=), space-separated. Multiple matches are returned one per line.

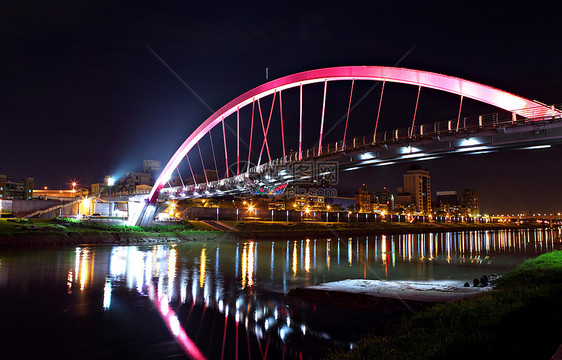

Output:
xmin=168 ymin=201 xmax=177 ymax=218
xmin=106 ymin=177 xmax=115 ymax=186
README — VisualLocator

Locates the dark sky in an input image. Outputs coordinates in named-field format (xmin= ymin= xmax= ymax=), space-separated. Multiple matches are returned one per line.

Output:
xmin=2 ymin=1 xmax=562 ymax=214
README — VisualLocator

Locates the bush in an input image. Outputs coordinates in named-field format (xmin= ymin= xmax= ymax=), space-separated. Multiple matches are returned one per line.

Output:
xmin=55 ymin=217 xmax=195 ymax=233
xmin=7 ymin=218 xmax=30 ymax=223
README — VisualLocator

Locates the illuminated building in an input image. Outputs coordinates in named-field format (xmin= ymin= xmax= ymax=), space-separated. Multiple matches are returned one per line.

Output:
xmin=292 ymin=194 xmax=326 ymax=211
xmin=0 ymin=175 xmax=33 ymax=200
xmin=33 ymin=188 xmax=88 ymax=200
xmin=267 ymin=198 xmax=286 ymax=210
xmin=400 ymin=165 xmax=431 ymax=214
xmin=355 ymin=185 xmax=394 ymax=213
xmin=433 ymin=191 xmax=460 ymax=215
xmin=355 ymin=184 xmax=372 ymax=212
xmin=460 ymin=189 xmax=480 ymax=216
xmin=435 ymin=191 xmax=458 ymax=206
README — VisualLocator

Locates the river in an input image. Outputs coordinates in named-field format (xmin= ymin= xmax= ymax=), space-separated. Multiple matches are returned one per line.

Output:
xmin=0 ymin=228 xmax=560 ymax=359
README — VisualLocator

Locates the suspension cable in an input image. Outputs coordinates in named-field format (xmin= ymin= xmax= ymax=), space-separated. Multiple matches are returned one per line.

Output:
xmin=279 ymin=90 xmax=286 ymax=158
xmin=208 ymin=130 xmax=219 ymax=178
xmin=410 ymin=86 xmax=421 ymax=138
xmin=246 ymin=99 xmax=255 ymax=174
xmin=258 ymin=91 xmax=276 ymax=166
xmin=318 ymin=79 xmax=328 ymax=156
xmin=342 ymin=79 xmax=355 ymax=150
xmin=374 ymin=80 xmax=385 ymax=141
xmin=197 ymin=143 xmax=209 ymax=185
xmin=221 ymin=117 xmax=229 ymax=178
xmin=456 ymin=95 xmax=464 ymax=132
xmin=175 ymin=167 xmax=185 ymax=188
xmin=185 ymin=154 xmax=197 ymax=187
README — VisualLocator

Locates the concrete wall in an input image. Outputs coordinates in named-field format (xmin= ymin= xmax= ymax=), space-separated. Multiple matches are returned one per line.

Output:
xmin=180 ymin=207 xmax=359 ymax=222
xmin=2 ymin=199 xmax=78 ymax=218
xmin=11 ymin=199 xmax=62 ymax=212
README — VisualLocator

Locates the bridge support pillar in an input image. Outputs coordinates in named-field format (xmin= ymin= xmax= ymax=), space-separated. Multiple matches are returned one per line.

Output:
xmin=134 ymin=203 xmax=157 ymax=227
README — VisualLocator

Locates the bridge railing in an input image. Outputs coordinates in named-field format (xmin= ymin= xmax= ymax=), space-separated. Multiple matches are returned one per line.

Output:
xmin=294 ymin=103 xmax=562 ymax=160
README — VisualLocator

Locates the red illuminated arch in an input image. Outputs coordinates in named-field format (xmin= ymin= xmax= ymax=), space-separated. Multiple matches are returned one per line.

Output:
xmin=149 ymin=66 xmax=555 ymax=203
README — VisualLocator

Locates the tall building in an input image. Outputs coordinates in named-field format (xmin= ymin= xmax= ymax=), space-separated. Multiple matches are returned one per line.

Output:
xmin=0 ymin=175 xmax=34 ymax=200
xmin=375 ymin=187 xmax=395 ymax=211
xmin=355 ymin=184 xmax=372 ymax=212
xmin=355 ymin=184 xmax=394 ymax=212
xmin=460 ymin=189 xmax=480 ymax=216
xmin=143 ymin=159 xmax=161 ymax=173
xmin=402 ymin=165 xmax=431 ymax=214
xmin=143 ymin=160 xmax=161 ymax=183
xmin=433 ymin=190 xmax=460 ymax=215
xmin=435 ymin=191 xmax=458 ymax=205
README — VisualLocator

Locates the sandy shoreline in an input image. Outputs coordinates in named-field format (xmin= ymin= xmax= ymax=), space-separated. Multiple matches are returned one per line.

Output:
xmin=290 ymin=279 xmax=491 ymax=304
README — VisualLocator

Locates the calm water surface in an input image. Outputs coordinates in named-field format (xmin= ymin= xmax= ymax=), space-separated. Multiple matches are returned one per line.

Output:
xmin=1 ymin=228 xmax=560 ymax=359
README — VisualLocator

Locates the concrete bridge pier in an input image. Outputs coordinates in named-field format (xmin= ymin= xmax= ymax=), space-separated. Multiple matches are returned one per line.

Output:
xmin=133 ymin=203 xmax=157 ymax=227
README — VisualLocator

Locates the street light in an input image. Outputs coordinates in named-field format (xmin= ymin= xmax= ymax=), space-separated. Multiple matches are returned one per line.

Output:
xmin=70 ymin=181 xmax=78 ymax=195
xmin=169 ymin=201 xmax=177 ymax=218
xmin=106 ymin=176 xmax=115 ymax=216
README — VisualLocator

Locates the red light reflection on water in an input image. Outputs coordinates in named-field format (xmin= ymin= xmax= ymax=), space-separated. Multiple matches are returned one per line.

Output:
xmin=148 ymin=283 xmax=206 ymax=360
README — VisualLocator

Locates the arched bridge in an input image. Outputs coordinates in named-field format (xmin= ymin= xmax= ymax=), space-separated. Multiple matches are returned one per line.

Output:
xmin=133 ymin=66 xmax=562 ymax=225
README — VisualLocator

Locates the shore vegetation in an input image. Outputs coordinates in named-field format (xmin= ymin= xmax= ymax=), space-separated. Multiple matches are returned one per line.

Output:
xmin=326 ymin=250 xmax=562 ymax=360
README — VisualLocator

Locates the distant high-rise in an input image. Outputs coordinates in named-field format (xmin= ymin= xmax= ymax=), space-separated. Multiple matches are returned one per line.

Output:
xmin=435 ymin=191 xmax=458 ymax=206
xmin=355 ymin=184 xmax=395 ymax=213
xmin=402 ymin=165 xmax=431 ymax=214
xmin=143 ymin=160 xmax=161 ymax=183
xmin=460 ymin=189 xmax=480 ymax=216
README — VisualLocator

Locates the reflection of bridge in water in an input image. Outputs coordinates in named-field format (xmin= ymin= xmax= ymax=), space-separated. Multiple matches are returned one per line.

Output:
xmin=69 ymin=228 xmax=561 ymax=359
xmin=132 ymin=66 xmax=562 ymax=226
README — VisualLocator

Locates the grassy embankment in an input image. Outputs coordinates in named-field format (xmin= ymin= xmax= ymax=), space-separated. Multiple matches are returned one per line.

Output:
xmin=327 ymin=250 xmax=562 ymax=360
xmin=226 ymin=220 xmax=547 ymax=239
xmin=0 ymin=218 xmax=220 ymax=246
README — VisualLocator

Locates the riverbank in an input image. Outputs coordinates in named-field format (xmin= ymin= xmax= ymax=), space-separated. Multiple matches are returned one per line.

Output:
xmin=228 ymin=220 xmax=551 ymax=239
xmin=0 ymin=218 xmax=553 ymax=247
xmin=321 ymin=250 xmax=562 ymax=360
xmin=0 ymin=218 xmax=231 ymax=247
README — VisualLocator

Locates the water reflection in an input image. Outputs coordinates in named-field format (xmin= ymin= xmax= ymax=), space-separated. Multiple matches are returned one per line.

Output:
xmin=0 ymin=229 xmax=560 ymax=359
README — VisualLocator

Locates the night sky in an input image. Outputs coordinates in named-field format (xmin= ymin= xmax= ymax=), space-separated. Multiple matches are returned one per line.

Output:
xmin=2 ymin=1 xmax=562 ymax=214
